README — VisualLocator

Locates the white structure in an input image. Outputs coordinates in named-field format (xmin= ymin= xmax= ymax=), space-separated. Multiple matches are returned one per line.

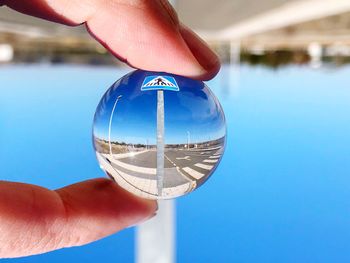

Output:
xmin=0 ymin=43 xmax=13 ymax=62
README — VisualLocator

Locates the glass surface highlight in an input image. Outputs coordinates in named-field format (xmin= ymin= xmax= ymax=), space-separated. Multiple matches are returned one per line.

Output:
xmin=93 ymin=70 xmax=226 ymax=199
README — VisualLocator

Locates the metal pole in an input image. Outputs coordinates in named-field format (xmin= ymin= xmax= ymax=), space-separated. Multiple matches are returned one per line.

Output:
xmin=187 ymin=131 xmax=190 ymax=150
xmin=229 ymin=41 xmax=241 ymax=97
xmin=156 ymin=90 xmax=165 ymax=196
xmin=136 ymin=89 xmax=175 ymax=263
xmin=136 ymin=1 xmax=176 ymax=258
xmin=136 ymin=201 xmax=175 ymax=263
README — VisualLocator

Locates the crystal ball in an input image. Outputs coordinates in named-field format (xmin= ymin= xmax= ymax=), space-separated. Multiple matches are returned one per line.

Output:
xmin=93 ymin=70 xmax=226 ymax=199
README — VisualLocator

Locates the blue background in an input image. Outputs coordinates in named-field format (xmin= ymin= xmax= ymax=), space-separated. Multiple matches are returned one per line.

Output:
xmin=1 ymin=64 xmax=350 ymax=262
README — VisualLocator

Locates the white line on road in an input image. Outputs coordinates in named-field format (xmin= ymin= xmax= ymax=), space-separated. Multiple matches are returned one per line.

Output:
xmin=176 ymin=156 xmax=190 ymax=160
xmin=104 ymin=154 xmax=157 ymax=175
xmin=112 ymin=150 xmax=151 ymax=160
xmin=203 ymin=159 xmax=218 ymax=163
xmin=182 ymin=167 xmax=205 ymax=180
xmin=195 ymin=163 xmax=214 ymax=170
xmin=188 ymin=146 xmax=222 ymax=152
xmin=164 ymin=154 xmax=177 ymax=166
xmin=176 ymin=167 xmax=194 ymax=182
xmin=165 ymin=154 xmax=193 ymax=182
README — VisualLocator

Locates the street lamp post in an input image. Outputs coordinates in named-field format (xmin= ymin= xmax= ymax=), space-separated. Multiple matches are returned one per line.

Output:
xmin=108 ymin=95 xmax=122 ymax=158
xmin=187 ymin=131 xmax=191 ymax=150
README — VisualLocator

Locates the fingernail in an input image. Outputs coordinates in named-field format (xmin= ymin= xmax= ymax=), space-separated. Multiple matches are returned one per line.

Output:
xmin=143 ymin=200 xmax=158 ymax=221
xmin=158 ymin=0 xmax=179 ymax=26
xmin=180 ymin=25 xmax=220 ymax=73
xmin=128 ymin=201 xmax=158 ymax=228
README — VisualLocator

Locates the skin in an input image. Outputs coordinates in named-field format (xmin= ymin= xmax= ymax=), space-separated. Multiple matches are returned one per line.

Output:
xmin=0 ymin=0 xmax=220 ymax=258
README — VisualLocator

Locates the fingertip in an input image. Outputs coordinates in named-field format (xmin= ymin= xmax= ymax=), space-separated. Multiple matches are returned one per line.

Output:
xmin=180 ymin=25 xmax=221 ymax=80
xmin=195 ymin=61 xmax=221 ymax=81
xmin=102 ymin=178 xmax=159 ymax=225
xmin=57 ymin=178 xmax=158 ymax=229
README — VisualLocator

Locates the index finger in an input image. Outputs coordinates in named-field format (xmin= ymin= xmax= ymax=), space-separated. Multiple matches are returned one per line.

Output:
xmin=2 ymin=0 xmax=220 ymax=80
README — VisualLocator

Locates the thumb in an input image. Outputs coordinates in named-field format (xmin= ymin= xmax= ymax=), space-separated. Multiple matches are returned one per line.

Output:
xmin=0 ymin=179 xmax=157 ymax=258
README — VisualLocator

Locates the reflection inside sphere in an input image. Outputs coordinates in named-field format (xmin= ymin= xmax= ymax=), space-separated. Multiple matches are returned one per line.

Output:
xmin=93 ymin=70 xmax=226 ymax=199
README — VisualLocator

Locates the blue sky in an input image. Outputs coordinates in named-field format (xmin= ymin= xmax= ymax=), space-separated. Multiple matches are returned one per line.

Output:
xmin=1 ymin=64 xmax=350 ymax=262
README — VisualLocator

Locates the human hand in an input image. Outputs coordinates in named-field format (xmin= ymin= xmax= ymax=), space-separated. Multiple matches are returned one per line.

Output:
xmin=0 ymin=0 xmax=220 ymax=258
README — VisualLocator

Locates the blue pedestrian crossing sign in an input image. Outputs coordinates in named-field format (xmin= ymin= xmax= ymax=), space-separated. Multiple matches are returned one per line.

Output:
xmin=141 ymin=75 xmax=179 ymax=92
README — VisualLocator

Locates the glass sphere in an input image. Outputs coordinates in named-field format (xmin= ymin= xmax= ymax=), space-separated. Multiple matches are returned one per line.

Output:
xmin=93 ymin=70 xmax=226 ymax=199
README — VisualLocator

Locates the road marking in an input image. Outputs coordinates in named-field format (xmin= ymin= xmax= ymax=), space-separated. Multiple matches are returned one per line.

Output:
xmin=112 ymin=150 xmax=151 ymax=160
xmin=165 ymin=154 xmax=194 ymax=182
xmin=188 ymin=146 xmax=222 ymax=152
xmin=209 ymin=155 xmax=220 ymax=159
xmin=97 ymin=153 xmax=158 ymax=198
xmin=176 ymin=167 xmax=194 ymax=182
xmin=176 ymin=156 xmax=191 ymax=160
xmin=112 ymin=166 xmax=157 ymax=194
xmin=195 ymin=163 xmax=214 ymax=170
xmin=182 ymin=167 xmax=205 ymax=180
xmin=203 ymin=159 xmax=218 ymax=163
xmin=164 ymin=154 xmax=177 ymax=166
xmin=105 ymin=154 xmax=157 ymax=175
